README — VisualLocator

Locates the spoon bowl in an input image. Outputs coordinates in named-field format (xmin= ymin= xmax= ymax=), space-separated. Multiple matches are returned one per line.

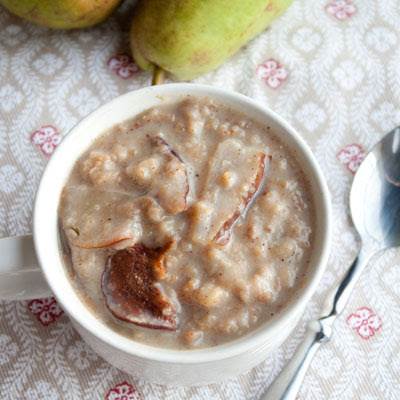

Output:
xmin=350 ymin=127 xmax=400 ymax=249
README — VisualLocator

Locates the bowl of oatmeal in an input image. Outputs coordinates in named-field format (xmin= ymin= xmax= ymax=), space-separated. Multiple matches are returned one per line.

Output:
xmin=33 ymin=84 xmax=331 ymax=385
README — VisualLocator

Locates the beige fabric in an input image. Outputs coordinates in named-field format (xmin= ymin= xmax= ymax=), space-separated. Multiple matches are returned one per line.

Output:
xmin=0 ymin=0 xmax=399 ymax=398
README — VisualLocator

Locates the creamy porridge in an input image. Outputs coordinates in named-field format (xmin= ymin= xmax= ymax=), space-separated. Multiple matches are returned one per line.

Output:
xmin=59 ymin=97 xmax=314 ymax=349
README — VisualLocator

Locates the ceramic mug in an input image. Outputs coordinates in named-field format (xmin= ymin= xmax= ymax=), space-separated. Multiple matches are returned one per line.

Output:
xmin=0 ymin=84 xmax=331 ymax=385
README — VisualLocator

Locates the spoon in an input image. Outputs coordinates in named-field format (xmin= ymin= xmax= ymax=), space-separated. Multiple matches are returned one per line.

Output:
xmin=261 ymin=127 xmax=400 ymax=400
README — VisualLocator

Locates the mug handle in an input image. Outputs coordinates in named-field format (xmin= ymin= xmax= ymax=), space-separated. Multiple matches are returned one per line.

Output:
xmin=0 ymin=235 xmax=51 ymax=300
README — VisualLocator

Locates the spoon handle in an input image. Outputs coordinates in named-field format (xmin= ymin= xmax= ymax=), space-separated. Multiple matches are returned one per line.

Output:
xmin=260 ymin=245 xmax=375 ymax=400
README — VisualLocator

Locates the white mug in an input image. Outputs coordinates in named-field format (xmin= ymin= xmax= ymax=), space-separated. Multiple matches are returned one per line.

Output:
xmin=0 ymin=84 xmax=331 ymax=386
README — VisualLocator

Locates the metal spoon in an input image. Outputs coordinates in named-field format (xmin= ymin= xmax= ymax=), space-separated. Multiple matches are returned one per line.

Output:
xmin=262 ymin=127 xmax=400 ymax=400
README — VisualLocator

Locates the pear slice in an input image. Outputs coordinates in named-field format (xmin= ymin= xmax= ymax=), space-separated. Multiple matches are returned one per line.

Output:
xmin=191 ymin=139 xmax=268 ymax=245
xmin=149 ymin=136 xmax=189 ymax=215
xmin=60 ymin=186 xmax=140 ymax=249
xmin=101 ymin=243 xmax=177 ymax=330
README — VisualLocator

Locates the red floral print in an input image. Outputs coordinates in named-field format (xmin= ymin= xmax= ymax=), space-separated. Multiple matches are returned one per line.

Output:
xmin=106 ymin=381 xmax=142 ymax=400
xmin=28 ymin=297 xmax=63 ymax=326
xmin=326 ymin=0 xmax=357 ymax=20
xmin=31 ymin=125 xmax=61 ymax=157
xmin=337 ymin=143 xmax=366 ymax=174
xmin=347 ymin=307 xmax=382 ymax=340
xmin=108 ymin=54 xmax=139 ymax=79
xmin=256 ymin=59 xmax=288 ymax=89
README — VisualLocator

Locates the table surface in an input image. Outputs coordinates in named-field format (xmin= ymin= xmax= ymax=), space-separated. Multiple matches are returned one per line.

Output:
xmin=1 ymin=1 xmax=399 ymax=399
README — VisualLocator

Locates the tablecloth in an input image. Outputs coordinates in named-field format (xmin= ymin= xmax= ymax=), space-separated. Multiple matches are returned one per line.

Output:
xmin=0 ymin=0 xmax=399 ymax=398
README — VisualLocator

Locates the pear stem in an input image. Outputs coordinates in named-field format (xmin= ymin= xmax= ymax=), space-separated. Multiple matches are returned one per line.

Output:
xmin=152 ymin=66 xmax=165 ymax=85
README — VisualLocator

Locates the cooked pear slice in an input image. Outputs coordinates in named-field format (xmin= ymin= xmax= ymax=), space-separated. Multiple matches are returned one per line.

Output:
xmin=191 ymin=139 xmax=268 ymax=245
xmin=60 ymin=186 xmax=140 ymax=249
xmin=151 ymin=136 xmax=189 ymax=215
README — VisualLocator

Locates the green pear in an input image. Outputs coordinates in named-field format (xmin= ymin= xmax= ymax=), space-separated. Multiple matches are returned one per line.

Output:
xmin=130 ymin=0 xmax=293 ymax=81
xmin=0 ymin=0 xmax=122 ymax=29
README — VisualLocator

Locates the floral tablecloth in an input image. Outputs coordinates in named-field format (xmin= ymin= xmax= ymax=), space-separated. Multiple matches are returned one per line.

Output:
xmin=1 ymin=0 xmax=400 ymax=399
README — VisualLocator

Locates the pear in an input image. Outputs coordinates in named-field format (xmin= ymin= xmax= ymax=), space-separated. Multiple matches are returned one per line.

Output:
xmin=0 ymin=0 xmax=122 ymax=29
xmin=130 ymin=0 xmax=293 ymax=81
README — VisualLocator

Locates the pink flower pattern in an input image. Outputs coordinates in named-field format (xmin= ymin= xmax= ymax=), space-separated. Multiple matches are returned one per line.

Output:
xmin=347 ymin=307 xmax=382 ymax=340
xmin=326 ymin=0 xmax=357 ymax=20
xmin=337 ymin=143 xmax=366 ymax=174
xmin=256 ymin=59 xmax=288 ymax=89
xmin=31 ymin=125 xmax=61 ymax=157
xmin=28 ymin=297 xmax=63 ymax=326
xmin=105 ymin=381 xmax=142 ymax=400
xmin=108 ymin=54 xmax=139 ymax=79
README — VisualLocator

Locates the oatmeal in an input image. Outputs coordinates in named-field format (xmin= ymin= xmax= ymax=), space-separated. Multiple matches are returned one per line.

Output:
xmin=59 ymin=97 xmax=314 ymax=349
